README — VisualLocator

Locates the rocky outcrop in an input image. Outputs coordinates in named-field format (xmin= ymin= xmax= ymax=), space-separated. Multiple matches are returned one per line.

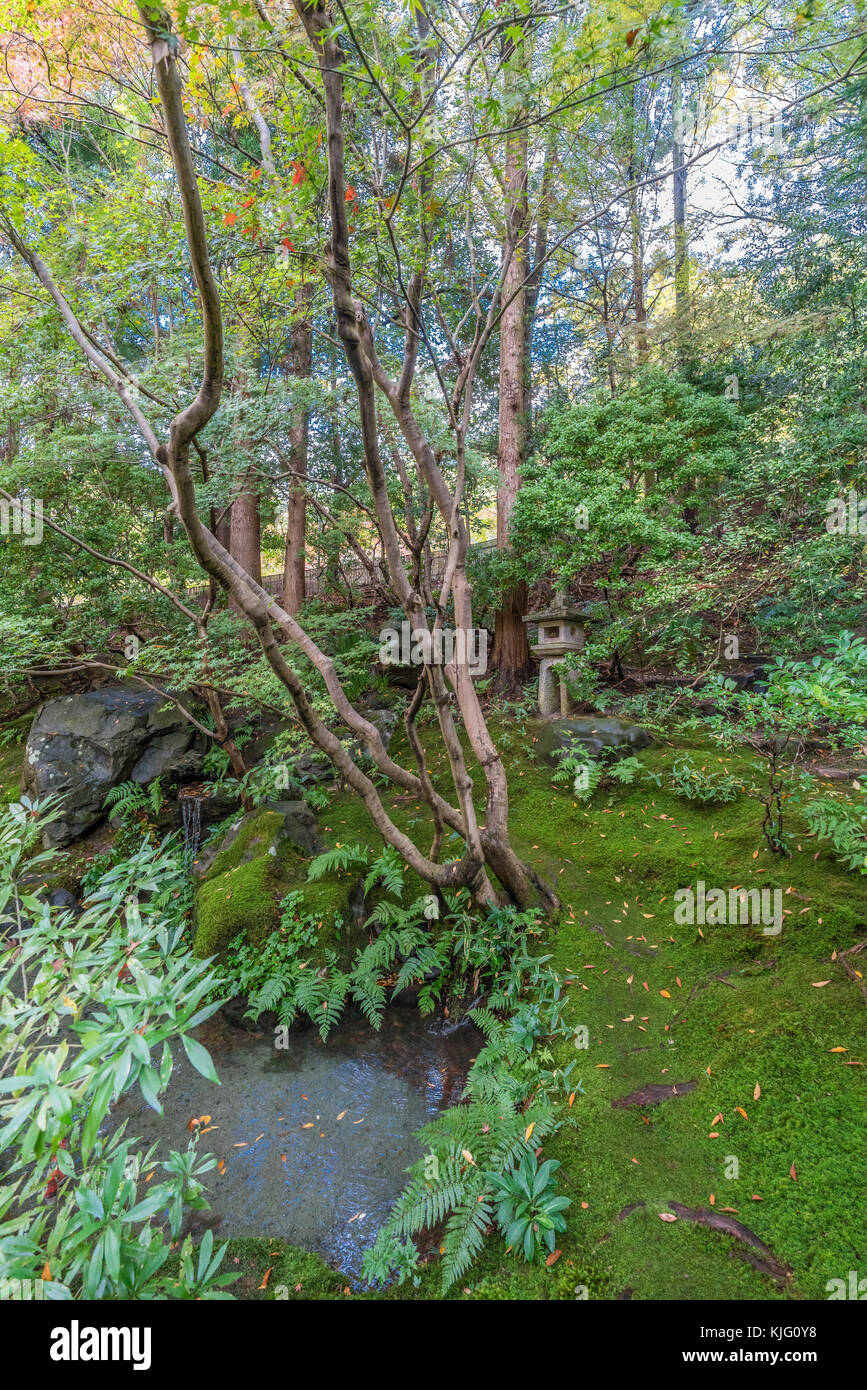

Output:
xmin=23 ymin=687 xmax=203 ymax=846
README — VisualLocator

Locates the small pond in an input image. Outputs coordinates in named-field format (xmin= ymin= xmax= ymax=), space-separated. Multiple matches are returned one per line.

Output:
xmin=110 ymin=1008 xmax=479 ymax=1280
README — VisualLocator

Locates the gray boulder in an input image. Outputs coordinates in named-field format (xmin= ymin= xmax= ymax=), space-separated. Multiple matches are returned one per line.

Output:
xmin=535 ymin=716 xmax=653 ymax=768
xmin=24 ymin=687 xmax=203 ymax=847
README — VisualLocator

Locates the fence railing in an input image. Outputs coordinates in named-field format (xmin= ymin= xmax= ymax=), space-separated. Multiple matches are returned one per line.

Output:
xmin=187 ymin=540 xmax=498 ymax=608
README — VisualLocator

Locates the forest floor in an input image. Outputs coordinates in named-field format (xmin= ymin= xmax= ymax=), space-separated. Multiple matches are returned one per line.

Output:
xmin=221 ymin=716 xmax=866 ymax=1300
xmin=5 ymin=710 xmax=865 ymax=1300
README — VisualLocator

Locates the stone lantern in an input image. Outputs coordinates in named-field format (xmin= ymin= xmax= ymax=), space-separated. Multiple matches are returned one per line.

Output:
xmin=524 ymin=591 xmax=588 ymax=716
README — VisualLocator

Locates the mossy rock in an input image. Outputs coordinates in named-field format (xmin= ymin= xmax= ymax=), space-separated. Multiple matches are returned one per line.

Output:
xmin=193 ymin=804 xmax=364 ymax=963
xmin=534 ymin=716 xmax=653 ymax=767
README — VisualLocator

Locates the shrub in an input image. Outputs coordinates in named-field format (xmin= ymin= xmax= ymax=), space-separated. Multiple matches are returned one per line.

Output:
xmin=0 ymin=798 xmax=233 ymax=1299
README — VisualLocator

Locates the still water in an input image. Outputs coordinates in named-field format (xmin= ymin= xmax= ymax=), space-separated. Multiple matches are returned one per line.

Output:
xmin=111 ymin=1007 xmax=478 ymax=1279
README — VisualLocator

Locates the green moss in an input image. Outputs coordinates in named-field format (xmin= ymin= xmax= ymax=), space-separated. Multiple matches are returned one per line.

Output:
xmin=202 ymin=809 xmax=287 ymax=881
xmin=216 ymin=1238 xmax=347 ymax=1300
xmin=195 ymin=856 xmax=277 ymax=958
xmin=307 ymin=717 xmax=867 ymax=1300
xmin=193 ymin=804 xmax=367 ymax=963
xmin=0 ymin=714 xmax=29 ymax=805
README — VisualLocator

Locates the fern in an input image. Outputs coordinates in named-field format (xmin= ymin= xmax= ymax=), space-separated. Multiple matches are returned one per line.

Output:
xmin=802 ymin=793 xmax=867 ymax=874
xmin=307 ymin=843 xmax=369 ymax=880
xmin=364 ymin=845 xmax=405 ymax=897
xmin=294 ymin=955 xmax=351 ymax=1038
xmin=440 ymin=1190 xmax=494 ymax=1287
xmin=104 ymin=780 xmax=150 ymax=817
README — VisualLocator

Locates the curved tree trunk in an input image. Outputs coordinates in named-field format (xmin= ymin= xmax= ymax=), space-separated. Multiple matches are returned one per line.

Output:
xmin=16 ymin=1 xmax=559 ymax=921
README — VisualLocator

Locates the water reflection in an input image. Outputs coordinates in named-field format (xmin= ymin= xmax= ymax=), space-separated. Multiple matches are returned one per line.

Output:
xmin=110 ymin=1007 xmax=478 ymax=1279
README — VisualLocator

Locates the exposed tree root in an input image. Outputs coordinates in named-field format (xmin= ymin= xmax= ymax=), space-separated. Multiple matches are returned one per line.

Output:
xmin=611 ymin=1081 xmax=697 ymax=1108
xmin=834 ymin=939 xmax=867 ymax=1005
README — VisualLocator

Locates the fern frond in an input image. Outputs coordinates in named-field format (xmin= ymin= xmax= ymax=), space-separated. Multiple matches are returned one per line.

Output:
xmin=364 ymin=845 xmax=405 ymax=898
xmin=307 ymin=843 xmax=369 ymax=881
xmin=440 ymin=1188 xmax=494 ymax=1290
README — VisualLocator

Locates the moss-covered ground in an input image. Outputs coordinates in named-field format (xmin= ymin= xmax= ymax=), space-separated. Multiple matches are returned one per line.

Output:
xmin=0 ymin=713 xmax=28 ymax=805
xmin=227 ymin=715 xmax=865 ymax=1301
xmin=5 ymin=705 xmax=864 ymax=1300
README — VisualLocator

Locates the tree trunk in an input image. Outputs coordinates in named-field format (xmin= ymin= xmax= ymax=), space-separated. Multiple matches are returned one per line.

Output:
xmin=490 ymin=38 xmax=531 ymax=692
xmin=230 ymin=482 xmax=262 ymax=585
xmin=672 ymin=65 xmax=690 ymax=362
xmin=627 ymin=91 xmax=648 ymax=364
xmin=282 ymin=283 xmax=314 ymax=614
xmin=25 ymin=1 xmax=560 ymax=920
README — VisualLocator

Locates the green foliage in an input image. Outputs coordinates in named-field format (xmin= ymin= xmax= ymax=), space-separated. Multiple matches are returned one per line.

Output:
xmin=363 ymin=936 xmax=575 ymax=1290
xmin=307 ymin=842 xmax=369 ymax=880
xmin=0 ymin=799 xmax=233 ymax=1299
xmin=104 ymin=778 xmax=165 ymax=826
xmin=551 ymin=738 xmax=644 ymax=802
xmin=487 ymin=1153 xmax=571 ymax=1263
xmin=668 ymin=755 xmax=740 ymax=804
xmin=699 ymin=636 xmax=867 ymax=852
xmin=360 ymin=1229 xmax=422 ymax=1288
xmin=801 ymin=789 xmax=867 ymax=874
